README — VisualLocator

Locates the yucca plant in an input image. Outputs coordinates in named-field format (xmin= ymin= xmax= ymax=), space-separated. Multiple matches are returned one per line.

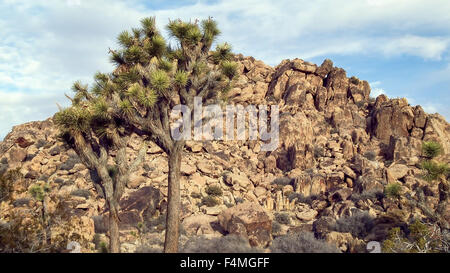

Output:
xmin=421 ymin=160 xmax=449 ymax=182
xmin=422 ymin=141 xmax=443 ymax=159
xmin=385 ymin=183 xmax=402 ymax=199
xmin=55 ymin=16 xmax=236 ymax=253
xmin=404 ymin=141 xmax=450 ymax=232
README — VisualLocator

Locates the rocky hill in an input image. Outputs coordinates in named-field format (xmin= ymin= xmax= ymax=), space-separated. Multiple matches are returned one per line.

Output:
xmin=0 ymin=56 xmax=449 ymax=253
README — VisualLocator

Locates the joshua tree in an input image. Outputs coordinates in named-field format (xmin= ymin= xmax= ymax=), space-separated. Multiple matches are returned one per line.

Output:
xmin=54 ymin=86 xmax=147 ymax=253
xmin=57 ymin=17 xmax=237 ymax=253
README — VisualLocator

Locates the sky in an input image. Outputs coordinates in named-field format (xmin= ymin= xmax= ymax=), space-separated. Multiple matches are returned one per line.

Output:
xmin=0 ymin=0 xmax=449 ymax=140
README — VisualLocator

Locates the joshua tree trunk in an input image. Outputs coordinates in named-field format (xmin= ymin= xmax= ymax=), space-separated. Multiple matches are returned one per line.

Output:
xmin=164 ymin=142 xmax=183 ymax=253
xmin=108 ymin=201 xmax=120 ymax=253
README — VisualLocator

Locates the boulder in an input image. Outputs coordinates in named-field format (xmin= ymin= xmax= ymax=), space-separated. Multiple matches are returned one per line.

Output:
xmin=218 ymin=202 xmax=272 ymax=247
xmin=181 ymin=162 xmax=197 ymax=176
xmin=182 ymin=214 xmax=223 ymax=236
xmin=9 ymin=147 xmax=27 ymax=163
xmin=386 ymin=164 xmax=409 ymax=183
xmin=127 ymin=174 xmax=146 ymax=189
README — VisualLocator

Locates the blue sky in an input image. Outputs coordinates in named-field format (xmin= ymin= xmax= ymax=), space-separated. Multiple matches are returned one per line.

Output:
xmin=0 ymin=0 xmax=449 ymax=140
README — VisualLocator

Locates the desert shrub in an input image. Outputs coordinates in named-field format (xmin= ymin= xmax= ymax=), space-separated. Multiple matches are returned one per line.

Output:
xmin=364 ymin=151 xmax=377 ymax=161
xmin=275 ymin=213 xmax=291 ymax=225
xmin=35 ymin=139 xmax=47 ymax=149
xmin=384 ymin=183 xmax=402 ymax=199
xmin=53 ymin=178 xmax=65 ymax=184
xmin=270 ymin=232 xmax=340 ymax=253
xmin=0 ymin=174 xmax=13 ymax=202
xmin=272 ymin=177 xmax=292 ymax=186
xmin=38 ymin=175 xmax=49 ymax=182
xmin=422 ymin=141 xmax=442 ymax=159
xmin=421 ymin=160 xmax=449 ymax=182
xmin=350 ymin=189 xmax=384 ymax=202
xmin=287 ymin=192 xmax=318 ymax=205
xmin=0 ymin=210 xmax=48 ymax=253
xmin=272 ymin=221 xmax=282 ymax=235
xmin=190 ymin=192 xmax=202 ymax=199
xmin=350 ymin=76 xmax=360 ymax=85
xmin=0 ymin=164 xmax=8 ymax=175
xmin=58 ymin=154 xmax=81 ymax=171
xmin=382 ymin=220 xmax=449 ymax=253
xmin=181 ymin=235 xmax=263 ymax=253
xmin=202 ymin=196 xmax=220 ymax=207
xmin=49 ymin=146 xmax=61 ymax=156
xmin=92 ymin=233 xmax=109 ymax=253
xmin=92 ymin=216 xmax=108 ymax=234
xmin=134 ymin=245 xmax=162 ymax=253
xmin=330 ymin=127 xmax=340 ymax=135
xmin=314 ymin=145 xmax=325 ymax=159
xmin=70 ymin=189 xmax=91 ymax=199
xmin=355 ymin=100 xmax=365 ymax=108
xmin=145 ymin=214 xmax=166 ymax=232
xmin=12 ymin=198 xmax=31 ymax=207
xmin=333 ymin=211 xmax=375 ymax=238
xmin=25 ymin=153 xmax=37 ymax=162
xmin=205 ymin=185 xmax=223 ymax=197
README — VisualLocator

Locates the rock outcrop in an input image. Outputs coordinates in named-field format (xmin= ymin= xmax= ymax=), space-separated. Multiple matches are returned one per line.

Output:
xmin=0 ymin=55 xmax=449 ymax=253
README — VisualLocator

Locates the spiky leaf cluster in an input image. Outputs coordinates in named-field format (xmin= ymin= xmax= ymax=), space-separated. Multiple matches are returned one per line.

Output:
xmin=56 ymin=16 xmax=237 ymax=156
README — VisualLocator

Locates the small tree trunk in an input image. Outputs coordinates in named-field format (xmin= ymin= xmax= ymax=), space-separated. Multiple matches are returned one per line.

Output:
xmin=164 ymin=144 xmax=182 ymax=253
xmin=108 ymin=202 xmax=120 ymax=253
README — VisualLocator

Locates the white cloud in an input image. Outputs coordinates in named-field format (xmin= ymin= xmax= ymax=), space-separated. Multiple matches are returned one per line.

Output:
xmin=371 ymin=88 xmax=386 ymax=98
xmin=0 ymin=90 xmax=68 ymax=141
xmin=1 ymin=0 xmax=450 ymax=139
xmin=381 ymin=36 xmax=450 ymax=60
xmin=423 ymin=103 xmax=438 ymax=114
xmin=369 ymin=81 xmax=386 ymax=98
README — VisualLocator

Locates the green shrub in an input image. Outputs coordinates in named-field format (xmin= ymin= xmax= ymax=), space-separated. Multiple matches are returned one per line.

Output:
xmin=422 ymin=141 xmax=442 ymax=159
xmin=29 ymin=184 xmax=50 ymax=202
xmin=99 ymin=241 xmax=109 ymax=253
xmin=421 ymin=160 xmax=449 ymax=182
xmin=382 ymin=220 xmax=447 ymax=253
xmin=384 ymin=183 xmax=402 ymax=199
xmin=202 ymin=196 xmax=220 ymax=207
xmin=205 ymin=185 xmax=223 ymax=197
